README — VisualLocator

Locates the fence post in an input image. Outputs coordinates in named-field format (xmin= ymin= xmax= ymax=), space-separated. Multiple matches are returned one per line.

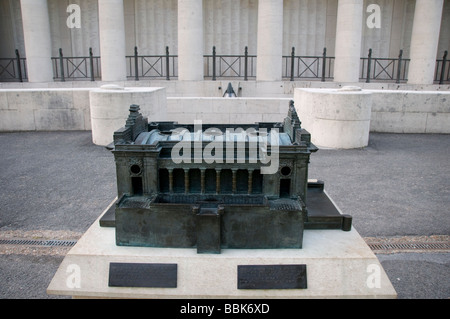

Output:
xmin=244 ymin=46 xmax=248 ymax=81
xmin=439 ymin=50 xmax=448 ymax=85
xmin=15 ymin=49 xmax=23 ymax=82
xmin=134 ymin=46 xmax=139 ymax=81
xmin=59 ymin=48 xmax=65 ymax=82
xmin=366 ymin=48 xmax=372 ymax=83
xmin=212 ymin=46 xmax=216 ymax=81
xmin=89 ymin=47 xmax=95 ymax=81
xmin=166 ymin=46 xmax=170 ymax=80
xmin=290 ymin=47 xmax=295 ymax=81
xmin=396 ymin=49 xmax=403 ymax=84
xmin=321 ymin=47 xmax=327 ymax=82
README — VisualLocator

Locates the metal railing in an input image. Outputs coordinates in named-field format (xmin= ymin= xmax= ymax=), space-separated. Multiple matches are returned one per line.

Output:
xmin=435 ymin=51 xmax=449 ymax=84
xmin=1 ymin=47 xmax=449 ymax=84
xmin=52 ymin=48 xmax=101 ymax=81
xmin=126 ymin=46 xmax=178 ymax=80
xmin=204 ymin=46 xmax=256 ymax=80
xmin=360 ymin=49 xmax=410 ymax=83
xmin=282 ymin=47 xmax=334 ymax=81
xmin=0 ymin=50 xmax=27 ymax=82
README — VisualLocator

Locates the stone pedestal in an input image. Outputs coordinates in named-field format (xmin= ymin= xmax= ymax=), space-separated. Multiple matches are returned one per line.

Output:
xmin=47 ymin=196 xmax=396 ymax=299
xmin=294 ymin=87 xmax=372 ymax=149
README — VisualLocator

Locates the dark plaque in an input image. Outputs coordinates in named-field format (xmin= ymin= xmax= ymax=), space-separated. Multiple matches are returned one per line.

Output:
xmin=108 ymin=263 xmax=177 ymax=288
xmin=237 ymin=264 xmax=307 ymax=289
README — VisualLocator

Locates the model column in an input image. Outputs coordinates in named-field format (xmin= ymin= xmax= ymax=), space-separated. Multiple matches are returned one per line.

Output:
xmin=333 ymin=0 xmax=364 ymax=83
xmin=178 ymin=0 xmax=204 ymax=81
xmin=256 ymin=0 xmax=283 ymax=81
xmin=20 ymin=0 xmax=53 ymax=82
xmin=98 ymin=0 xmax=127 ymax=82
xmin=408 ymin=0 xmax=444 ymax=85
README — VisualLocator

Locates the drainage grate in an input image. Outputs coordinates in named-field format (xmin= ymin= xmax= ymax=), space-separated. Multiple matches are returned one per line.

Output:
xmin=0 ymin=238 xmax=77 ymax=247
xmin=367 ymin=242 xmax=450 ymax=251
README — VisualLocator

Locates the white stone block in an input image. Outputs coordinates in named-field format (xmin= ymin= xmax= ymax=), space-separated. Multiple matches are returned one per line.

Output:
xmin=294 ymin=87 xmax=372 ymax=149
xmin=89 ymin=87 xmax=167 ymax=146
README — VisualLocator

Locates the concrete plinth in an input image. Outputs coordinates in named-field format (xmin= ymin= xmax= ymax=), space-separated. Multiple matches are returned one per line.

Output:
xmin=294 ymin=87 xmax=372 ymax=149
xmin=89 ymin=85 xmax=167 ymax=146
xmin=47 ymin=198 xmax=396 ymax=299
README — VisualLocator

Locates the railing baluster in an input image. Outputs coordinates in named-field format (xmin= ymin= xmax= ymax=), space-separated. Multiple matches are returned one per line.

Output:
xmin=89 ymin=47 xmax=95 ymax=81
xmin=212 ymin=46 xmax=216 ymax=81
xmin=244 ymin=46 xmax=248 ymax=81
xmin=290 ymin=47 xmax=295 ymax=81
xmin=166 ymin=46 xmax=170 ymax=80
xmin=439 ymin=50 xmax=448 ymax=85
xmin=366 ymin=48 xmax=372 ymax=83
xmin=396 ymin=49 xmax=403 ymax=84
xmin=59 ymin=48 xmax=65 ymax=82
xmin=134 ymin=46 xmax=139 ymax=81
xmin=15 ymin=49 xmax=23 ymax=82
xmin=321 ymin=47 xmax=327 ymax=82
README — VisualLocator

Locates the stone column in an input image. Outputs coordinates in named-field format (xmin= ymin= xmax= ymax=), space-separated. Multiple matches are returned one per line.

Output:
xmin=408 ymin=0 xmax=444 ymax=85
xmin=256 ymin=0 xmax=283 ymax=81
xmin=178 ymin=0 xmax=204 ymax=80
xmin=20 ymin=0 xmax=53 ymax=82
xmin=98 ymin=0 xmax=127 ymax=81
xmin=333 ymin=0 xmax=364 ymax=83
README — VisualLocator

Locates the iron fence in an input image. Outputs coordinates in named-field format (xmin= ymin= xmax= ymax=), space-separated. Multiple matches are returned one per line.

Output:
xmin=282 ymin=47 xmax=334 ymax=81
xmin=0 ymin=50 xmax=27 ymax=82
xmin=435 ymin=51 xmax=449 ymax=84
xmin=204 ymin=46 xmax=256 ymax=80
xmin=360 ymin=49 xmax=410 ymax=83
xmin=52 ymin=48 xmax=101 ymax=81
xmin=127 ymin=46 xmax=178 ymax=80
xmin=1 ymin=47 xmax=449 ymax=84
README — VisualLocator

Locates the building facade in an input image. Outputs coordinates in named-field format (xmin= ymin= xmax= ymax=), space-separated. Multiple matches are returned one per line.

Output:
xmin=0 ymin=0 xmax=449 ymax=84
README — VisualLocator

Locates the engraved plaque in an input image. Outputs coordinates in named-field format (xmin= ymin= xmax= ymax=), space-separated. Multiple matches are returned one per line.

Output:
xmin=108 ymin=263 xmax=177 ymax=288
xmin=237 ymin=265 xmax=307 ymax=289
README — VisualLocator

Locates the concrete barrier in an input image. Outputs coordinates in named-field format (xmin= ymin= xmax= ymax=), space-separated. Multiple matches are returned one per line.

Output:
xmin=1 ymin=82 xmax=449 ymax=138
xmin=89 ymin=85 xmax=167 ymax=146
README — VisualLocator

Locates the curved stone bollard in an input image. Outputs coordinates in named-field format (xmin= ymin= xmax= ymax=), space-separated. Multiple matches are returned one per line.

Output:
xmin=89 ymin=85 xmax=167 ymax=146
xmin=294 ymin=86 xmax=372 ymax=149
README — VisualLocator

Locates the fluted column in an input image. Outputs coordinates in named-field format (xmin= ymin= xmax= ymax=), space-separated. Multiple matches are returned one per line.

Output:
xmin=20 ymin=0 xmax=53 ymax=82
xmin=333 ymin=0 xmax=364 ymax=83
xmin=408 ymin=0 xmax=444 ymax=85
xmin=98 ymin=0 xmax=127 ymax=81
xmin=256 ymin=0 xmax=283 ymax=81
xmin=178 ymin=0 xmax=204 ymax=80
